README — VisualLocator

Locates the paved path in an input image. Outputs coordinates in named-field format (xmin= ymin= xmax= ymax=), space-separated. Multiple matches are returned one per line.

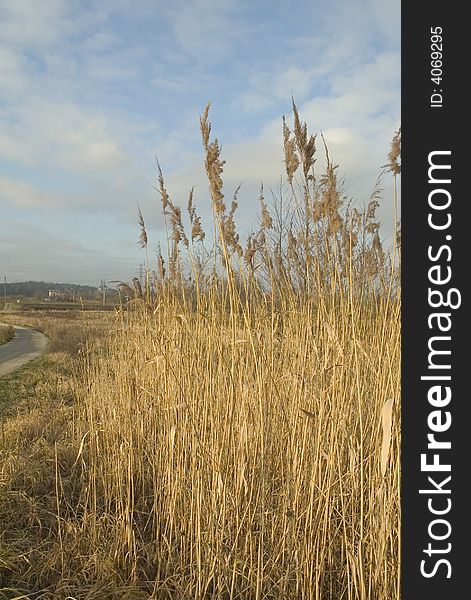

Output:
xmin=0 ymin=324 xmax=48 ymax=377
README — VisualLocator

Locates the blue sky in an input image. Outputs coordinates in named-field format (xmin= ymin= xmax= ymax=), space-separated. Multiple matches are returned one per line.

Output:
xmin=0 ymin=0 xmax=400 ymax=286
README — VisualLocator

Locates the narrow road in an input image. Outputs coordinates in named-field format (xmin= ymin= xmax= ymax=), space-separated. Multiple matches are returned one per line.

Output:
xmin=0 ymin=324 xmax=48 ymax=377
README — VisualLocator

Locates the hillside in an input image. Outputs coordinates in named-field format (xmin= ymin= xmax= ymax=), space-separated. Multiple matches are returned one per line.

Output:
xmin=3 ymin=280 xmax=118 ymax=301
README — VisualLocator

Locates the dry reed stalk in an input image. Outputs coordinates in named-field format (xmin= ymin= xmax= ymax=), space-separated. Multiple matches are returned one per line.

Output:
xmin=380 ymin=397 xmax=394 ymax=477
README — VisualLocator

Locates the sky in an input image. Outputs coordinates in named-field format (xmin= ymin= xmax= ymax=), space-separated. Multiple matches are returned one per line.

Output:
xmin=0 ymin=0 xmax=400 ymax=286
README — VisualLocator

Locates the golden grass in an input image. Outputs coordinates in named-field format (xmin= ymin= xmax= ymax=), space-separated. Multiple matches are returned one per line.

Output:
xmin=69 ymin=289 xmax=400 ymax=599
xmin=0 ymin=104 xmax=400 ymax=599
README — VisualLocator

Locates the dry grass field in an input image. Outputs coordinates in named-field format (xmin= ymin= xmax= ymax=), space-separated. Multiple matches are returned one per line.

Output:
xmin=0 ymin=104 xmax=400 ymax=599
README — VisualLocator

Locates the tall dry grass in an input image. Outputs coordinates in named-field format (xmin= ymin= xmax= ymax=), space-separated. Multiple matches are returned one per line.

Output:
xmin=72 ymin=292 xmax=399 ymax=599
xmin=0 ymin=104 xmax=400 ymax=599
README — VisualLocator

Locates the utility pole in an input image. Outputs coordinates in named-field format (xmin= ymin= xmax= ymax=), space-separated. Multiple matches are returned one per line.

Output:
xmin=3 ymin=276 xmax=6 ymax=308
xmin=101 ymin=279 xmax=107 ymax=306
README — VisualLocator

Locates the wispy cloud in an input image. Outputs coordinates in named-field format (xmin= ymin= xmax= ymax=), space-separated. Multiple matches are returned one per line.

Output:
xmin=0 ymin=176 xmax=59 ymax=208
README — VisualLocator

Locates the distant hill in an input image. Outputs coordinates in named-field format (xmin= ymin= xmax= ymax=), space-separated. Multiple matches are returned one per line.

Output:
xmin=4 ymin=281 xmax=119 ymax=301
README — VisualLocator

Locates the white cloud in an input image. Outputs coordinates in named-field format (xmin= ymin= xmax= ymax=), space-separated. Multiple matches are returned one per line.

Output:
xmin=151 ymin=75 xmax=189 ymax=93
xmin=0 ymin=98 xmax=132 ymax=174
xmin=236 ymin=91 xmax=274 ymax=114
xmin=83 ymin=30 xmax=120 ymax=53
xmin=0 ymin=46 xmax=31 ymax=97
xmin=0 ymin=0 xmax=69 ymax=47
xmin=0 ymin=176 xmax=58 ymax=208
xmin=163 ymin=0 xmax=241 ymax=59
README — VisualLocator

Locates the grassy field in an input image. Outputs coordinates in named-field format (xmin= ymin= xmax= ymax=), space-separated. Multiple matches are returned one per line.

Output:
xmin=0 ymin=105 xmax=400 ymax=599
xmin=0 ymin=310 xmax=113 ymax=595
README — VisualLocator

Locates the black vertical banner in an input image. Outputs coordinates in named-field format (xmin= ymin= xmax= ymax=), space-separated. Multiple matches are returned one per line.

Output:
xmin=402 ymin=2 xmax=467 ymax=598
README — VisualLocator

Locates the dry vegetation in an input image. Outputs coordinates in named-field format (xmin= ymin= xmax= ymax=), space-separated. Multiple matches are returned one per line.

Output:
xmin=0 ymin=311 xmax=110 ymax=356
xmin=0 ymin=325 xmax=14 ymax=346
xmin=0 ymin=103 xmax=400 ymax=599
